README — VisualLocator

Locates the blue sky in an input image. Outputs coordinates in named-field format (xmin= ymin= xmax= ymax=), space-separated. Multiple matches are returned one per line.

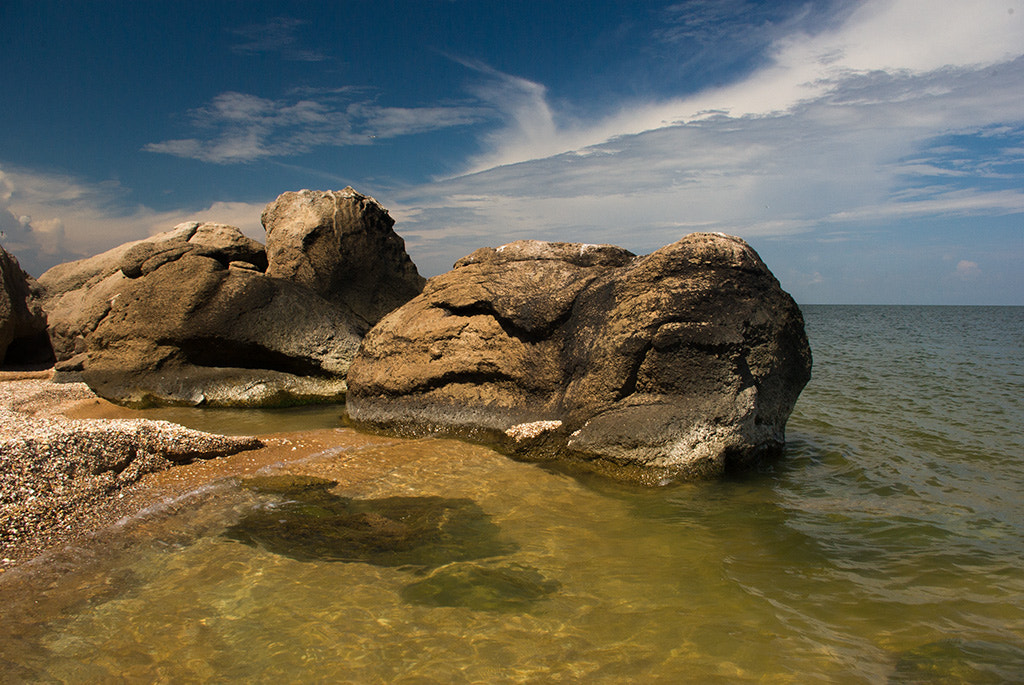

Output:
xmin=1 ymin=0 xmax=1022 ymax=304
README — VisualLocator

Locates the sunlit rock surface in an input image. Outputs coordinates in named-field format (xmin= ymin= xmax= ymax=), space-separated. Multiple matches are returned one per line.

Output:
xmin=347 ymin=233 xmax=812 ymax=484
xmin=37 ymin=188 xmax=423 ymax=407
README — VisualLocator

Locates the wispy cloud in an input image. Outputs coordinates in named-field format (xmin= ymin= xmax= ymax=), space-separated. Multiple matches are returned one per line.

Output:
xmin=144 ymin=91 xmax=485 ymax=164
xmin=382 ymin=0 xmax=1024 ymax=288
xmin=230 ymin=17 xmax=328 ymax=62
xmin=455 ymin=0 xmax=1024 ymax=175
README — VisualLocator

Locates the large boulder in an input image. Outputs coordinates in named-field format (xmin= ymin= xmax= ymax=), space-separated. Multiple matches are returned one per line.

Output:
xmin=0 ymin=245 xmax=51 ymax=365
xmin=346 ymin=233 xmax=812 ymax=484
xmin=262 ymin=187 xmax=425 ymax=333
xmin=38 ymin=221 xmax=363 ymax=406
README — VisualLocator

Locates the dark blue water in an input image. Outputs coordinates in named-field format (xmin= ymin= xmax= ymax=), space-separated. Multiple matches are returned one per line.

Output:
xmin=1 ymin=306 xmax=1022 ymax=682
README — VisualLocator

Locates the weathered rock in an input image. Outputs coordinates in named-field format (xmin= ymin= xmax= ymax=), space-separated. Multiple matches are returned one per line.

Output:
xmin=38 ymin=222 xmax=362 ymax=406
xmin=346 ymin=233 xmax=812 ymax=484
xmin=0 ymin=245 xmax=51 ymax=365
xmin=262 ymin=187 xmax=425 ymax=333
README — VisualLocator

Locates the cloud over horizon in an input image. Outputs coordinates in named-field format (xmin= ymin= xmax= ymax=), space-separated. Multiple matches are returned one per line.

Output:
xmin=0 ymin=166 xmax=269 ymax=277
xmin=384 ymin=0 xmax=1024 ymax=302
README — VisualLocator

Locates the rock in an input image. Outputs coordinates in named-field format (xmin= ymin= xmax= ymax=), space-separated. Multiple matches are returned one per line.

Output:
xmin=38 ymin=221 xmax=362 ymax=406
xmin=346 ymin=233 xmax=812 ymax=484
xmin=261 ymin=187 xmax=425 ymax=333
xmin=0 ymin=245 xmax=51 ymax=365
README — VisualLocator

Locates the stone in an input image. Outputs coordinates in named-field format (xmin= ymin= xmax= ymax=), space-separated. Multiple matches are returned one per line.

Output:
xmin=399 ymin=561 xmax=561 ymax=611
xmin=346 ymin=233 xmax=812 ymax=484
xmin=0 ymin=245 xmax=51 ymax=365
xmin=38 ymin=222 xmax=362 ymax=406
xmin=261 ymin=187 xmax=425 ymax=333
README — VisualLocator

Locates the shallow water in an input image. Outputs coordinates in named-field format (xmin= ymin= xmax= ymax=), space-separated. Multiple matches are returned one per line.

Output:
xmin=128 ymin=402 xmax=348 ymax=436
xmin=1 ymin=305 xmax=1022 ymax=683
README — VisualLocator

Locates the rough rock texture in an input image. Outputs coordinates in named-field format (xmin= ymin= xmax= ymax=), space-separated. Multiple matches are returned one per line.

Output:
xmin=346 ymin=234 xmax=812 ymax=484
xmin=0 ymin=377 xmax=261 ymax=562
xmin=38 ymin=221 xmax=362 ymax=406
xmin=0 ymin=245 xmax=51 ymax=365
xmin=262 ymin=187 xmax=425 ymax=333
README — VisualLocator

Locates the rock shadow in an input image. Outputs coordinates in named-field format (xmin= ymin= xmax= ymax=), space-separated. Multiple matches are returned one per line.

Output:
xmin=223 ymin=475 xmax=518 ymax=569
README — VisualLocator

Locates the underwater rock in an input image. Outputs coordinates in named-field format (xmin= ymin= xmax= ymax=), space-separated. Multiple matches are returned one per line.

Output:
xmin=400 ymin=561 xmax=560 ymax=612
xmin=890 ymin=638 xmax=1024 ymax=684
xmin=223 ymin=475 xmax=518 ymax=567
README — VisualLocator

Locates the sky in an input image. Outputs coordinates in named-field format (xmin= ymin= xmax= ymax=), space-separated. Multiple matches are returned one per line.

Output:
xmin=1 ymin=0 xmax=1022 ymax=305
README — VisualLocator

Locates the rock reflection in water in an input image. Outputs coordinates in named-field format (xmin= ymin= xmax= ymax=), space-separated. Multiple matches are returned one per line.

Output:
xmin=223 ymin=475 xmax=518 ymax=568
xmin=401 ymin=561 xmax=560 ymax=612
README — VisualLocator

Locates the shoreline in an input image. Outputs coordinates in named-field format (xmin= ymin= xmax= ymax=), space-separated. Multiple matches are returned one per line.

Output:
xmin=0 ymin=371 xmax=378 ymax=572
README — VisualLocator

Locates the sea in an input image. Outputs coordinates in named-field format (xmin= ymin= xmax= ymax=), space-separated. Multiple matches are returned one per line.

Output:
xmin=1 ymin=305 xmax=1022 ymax=683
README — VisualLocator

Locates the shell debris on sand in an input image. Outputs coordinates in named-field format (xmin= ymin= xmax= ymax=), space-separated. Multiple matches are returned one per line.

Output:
xmin=0 ymin=375 xmax=261 ymax=568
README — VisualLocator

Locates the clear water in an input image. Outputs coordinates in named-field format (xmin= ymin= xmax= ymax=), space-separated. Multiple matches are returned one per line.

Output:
xmin=1 ymin=306 xmax=1022 ymax=683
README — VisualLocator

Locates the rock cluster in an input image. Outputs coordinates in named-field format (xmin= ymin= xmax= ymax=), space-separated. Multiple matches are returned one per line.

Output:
xmin=346 ymin=234 xmax=812 ymax=484
xmin=4 ymin=186 xmax=812 ymax=486
xmin=37 ymin=188 xmax=423 ymax=407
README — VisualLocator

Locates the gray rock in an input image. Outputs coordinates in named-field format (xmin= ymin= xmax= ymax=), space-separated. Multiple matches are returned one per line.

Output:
xmin=262 ymin=187 xmax=425 ymax=333
xmin=0 ymin=245 xmax=50 ymax=365
xmin=346 ymin=233 xmax=812 ymax=484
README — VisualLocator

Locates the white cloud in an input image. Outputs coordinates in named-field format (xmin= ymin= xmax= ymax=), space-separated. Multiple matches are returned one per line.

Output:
xmin=956 ymin=259 xmax=981 ymax=279
xmin=457 ymin=0 xmax=1024 ymax=174
xmin=381 ymin=0 xmax=1024 ymax=284
xmin=230 ymin=17 xmax=328 ymax=62
xmin=145 ymin=91 xmax=486 ymax=164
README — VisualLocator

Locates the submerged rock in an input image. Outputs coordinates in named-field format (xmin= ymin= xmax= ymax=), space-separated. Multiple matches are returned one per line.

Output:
xmin=347 ymin=233 xmax=812 ymax=484
xmin=224 ymin=475 xmax=518 ymax=567
xmin=400 ymin=561 xmax=560 ymax=612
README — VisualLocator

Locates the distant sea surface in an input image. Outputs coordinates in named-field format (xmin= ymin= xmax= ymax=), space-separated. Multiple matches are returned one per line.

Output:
xmin=1 ymin=305 xmax=1022 ymax=682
